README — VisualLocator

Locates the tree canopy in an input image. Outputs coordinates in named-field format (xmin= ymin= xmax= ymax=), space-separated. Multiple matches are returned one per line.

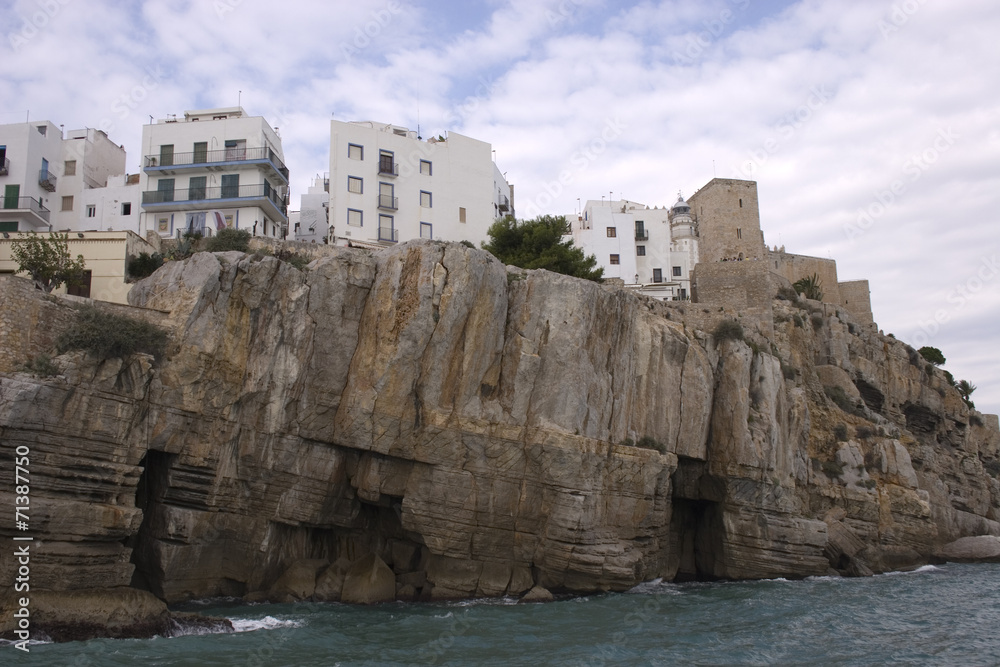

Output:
xmin=482 ymin=215 xmax=603 ymax=282
xmin=918 ymin=346 xmax=946 ymax=366
xmin=10 ymin=232 xmax=87 ymax=293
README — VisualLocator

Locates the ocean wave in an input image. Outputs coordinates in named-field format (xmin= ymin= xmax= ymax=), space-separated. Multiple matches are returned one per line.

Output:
xmin=450 ymin=596 xmax=519 ymax=607
xmin=229 ymin=616 xmax=304 ymax=633
xmin=627 ymin=578 xmax=681 ymax=595
xmin=882 ymin=564 xmax=941 ymax=577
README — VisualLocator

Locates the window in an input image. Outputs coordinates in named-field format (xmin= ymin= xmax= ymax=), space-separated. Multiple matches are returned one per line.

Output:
xmin=213 ymin=115 xmax=227 ymax=120
xmin=189 ymin=176 xmax=207 ymax=201
xmin=610 ymin=254 xmax=620 ymax=265
xmin=420 ymin=222 xmax=432 ymax=239
xmin=379 ymin=150 xmax=395 ymax=175
xmin=737 ymin=228 xmax=742 ymax=240
xmin=635 ymin=220 xmax=646 ymax=240
xmin=61 ymin=196 xmax=74 ymax=211
xmin=378 ymin=214 xmax=396 ymax=242
xmin=637 ymin=245 xmax=646 ymax=256
xmin=64 ymin=160 xmax=76 ymax=176
xmin=224 ymin=139 xmax=246 ymax=161
xmin=459 ymin=207 xmax=466 ymax=223
xmin=0 ymin=221 xmax=17 ymax=232
xmin=348 ymin=176 xmax=363 ymax=194
xmin=673 ymin=266 xmax=682 ymax=277
xmin=347 ymin=208 xmax=363 ymax=227
xmin=86 ymin=204 xmax=96 ymax=218
xmin=67 ymin=270 xmax=91 ymax=298
xmin=420 ymin=160 xmax=432 ymax=175
xmin=348 ymin=143 xmax=363 ymax=160
xmin=122 ymin=202 xmax=131 ymax=215
xmin=739 ymin=198 xmax=742 ymax=208
xmin=36 ymin=125 xmax=46 ymax=136
xmin=653 ymin=268 xmax=663 ymax=283
xmin=193 ymin=142 xmax=208 ymax=164
xmin=607 ymin=227 xmax=616 ymax=238
xmin=420 ymin=191 xmax=432 ymax=208
xmin=4 ymin=184 xmax=20 ymax=208
xmin=379 ymin=182 xmax=396 ymax=209
xmin=157 ymin=178 xmax=175 ymax=203
xmin=221 ymin=174 xmax=239 ymax=199
xmin=159 ymin=144 xmax=174 ymax=167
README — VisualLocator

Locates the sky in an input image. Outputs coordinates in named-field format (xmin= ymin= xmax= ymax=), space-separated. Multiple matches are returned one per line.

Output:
xmin=2 ymin=0 xmax=998 ymax=414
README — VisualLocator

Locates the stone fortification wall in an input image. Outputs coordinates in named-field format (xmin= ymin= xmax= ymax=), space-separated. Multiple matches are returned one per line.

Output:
xmin=769 ymin=249 xmax=842 ymax=305
xmin=839 ymin=279 xmax=873 ymax=325
xmin=687 ymin=179 xmax=766 ymax=264
xmin=690 ymin=259 xmax=774 ymax=336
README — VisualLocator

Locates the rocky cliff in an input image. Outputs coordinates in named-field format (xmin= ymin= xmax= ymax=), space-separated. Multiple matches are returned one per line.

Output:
xmin=1 ymin=241 xmax=998 ymax=635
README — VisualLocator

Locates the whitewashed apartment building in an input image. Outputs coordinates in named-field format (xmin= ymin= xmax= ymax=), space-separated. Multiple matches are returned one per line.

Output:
xmin=291 ymin=174 xmax=330 ymax=244
xmin=139 ymin=107 xmax=288 ymax=239
xmin=329 ymin=120 xmax=513 ymax=248
xmin=571 ymin=195 xmax=699 ymax=300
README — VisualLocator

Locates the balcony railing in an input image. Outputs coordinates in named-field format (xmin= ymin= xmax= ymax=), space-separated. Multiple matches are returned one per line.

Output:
xmin=143 ymin=146 xmax=289 ymax=181
xmin=635 ymin=230 xmax=648 ymax=241
xmin=1 ymin=196 xmax=51 ymax=222
xmin=498 ymin=194 xmax=510 ymax=212
xmin=378 ymin=160 xmax=398 ymax=176
xmin=377 ymin=194 xmax=398 ymax=210
xmin=141 ymin=183 xmax=287 ymax=214
xmin=0 ymin=157 xmax=9 ymax=176
xmin=378 ymin=227 xmax=398 ymax=243
xmin=38 ymin=169 xmax=57 ymax=192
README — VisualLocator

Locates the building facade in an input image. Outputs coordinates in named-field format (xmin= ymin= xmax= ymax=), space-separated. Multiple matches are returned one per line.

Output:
xmin=328 ymin=121 xmax=513 ymax=248
xmin=292 ymin=174 xmax=330 ymax=244
xmin=139 ymin=107 xmax=288 ymax=239
xmin=571 ymin=195 xmax=699 ymax=301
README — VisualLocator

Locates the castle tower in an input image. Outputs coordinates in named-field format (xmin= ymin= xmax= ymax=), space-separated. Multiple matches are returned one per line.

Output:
xmin=686 ymin=178 xmax=766 ymax=263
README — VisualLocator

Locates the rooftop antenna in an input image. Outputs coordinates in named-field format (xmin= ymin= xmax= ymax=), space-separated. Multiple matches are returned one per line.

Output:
xmin=238 ymin=90 xmax=242 ymax=108
xmin=417 ymin=104 xmax=421 ymax=139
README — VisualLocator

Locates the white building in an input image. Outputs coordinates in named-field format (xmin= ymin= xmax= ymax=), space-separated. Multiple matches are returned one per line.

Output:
xmin=571 ymin=194 xmax=699 ymax=300
xmin=329 ymin=120 xmax=513 ymax=248
xmin=292 ymin=174 xmax=330 ymax=244
xmin=139 ymin=107 xmax=288 ymax=239
xmin=1 ymin=121 xmax=126 ymax=235
xmin=78 ymin=174 xmax=142 ymax=233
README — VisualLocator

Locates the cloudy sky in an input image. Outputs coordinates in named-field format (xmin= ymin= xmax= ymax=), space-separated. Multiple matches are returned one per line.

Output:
xmin=3 ymin=0 xmax=998 ymax=413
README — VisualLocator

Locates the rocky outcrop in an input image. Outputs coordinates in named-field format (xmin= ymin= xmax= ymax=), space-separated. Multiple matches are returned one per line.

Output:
xmin=0 ymin=240 xmax=998 ymax=638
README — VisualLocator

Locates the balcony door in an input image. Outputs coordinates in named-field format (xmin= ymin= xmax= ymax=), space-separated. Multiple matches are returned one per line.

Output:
xmin=221 ymin=174 xmax=240 ymax=199
xmin=225 ymin=140 xmax=246 ymax=161
xmin=157 ymin=179 xmax=175 ymax=203
xmin=189 ymin=176 xmax=207 ymax=201
xmin=193 ymin=142 xmax=208 ymax=164
xmin=159 ymin=144 xmax=174 ymax=167
xmin=4 ymin=184 xmax=19 ymax=209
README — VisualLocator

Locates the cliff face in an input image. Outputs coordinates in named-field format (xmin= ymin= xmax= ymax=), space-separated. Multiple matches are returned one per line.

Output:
xmin=1 ymin=241 xmax=998 ymax=614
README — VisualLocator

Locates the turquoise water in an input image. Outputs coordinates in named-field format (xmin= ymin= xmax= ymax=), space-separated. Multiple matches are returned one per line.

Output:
xmin=5 ymin=563 xmax=999 ymax=666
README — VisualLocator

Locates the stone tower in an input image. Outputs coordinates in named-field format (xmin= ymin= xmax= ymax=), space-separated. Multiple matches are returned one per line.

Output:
xmin=686 ymin=178 xmax=766 ymax=264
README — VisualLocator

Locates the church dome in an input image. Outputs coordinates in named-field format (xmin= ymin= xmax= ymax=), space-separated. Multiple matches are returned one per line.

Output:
xmin=671 ymin=194 xmax=690 ymax=215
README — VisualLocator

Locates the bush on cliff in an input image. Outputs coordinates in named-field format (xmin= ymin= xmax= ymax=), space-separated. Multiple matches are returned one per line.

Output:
xmin=712 ymin=319 xmax=744 ymax=343
xmin=482 ymin=215 xmax=604 ymax=282
xmin=206 ymin=228 xmax=251 ymax=253
xmin=57 ymin=305 xmax=168 ymax=361
xmin=918 ymin=346 xmax=946 ymax=366
xmin=127 ymin=252 xmax=164 ymax=280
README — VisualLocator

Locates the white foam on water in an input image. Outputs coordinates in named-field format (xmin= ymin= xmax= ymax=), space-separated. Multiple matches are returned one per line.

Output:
xmin=882 ymin=564 xmax=941 ymax=577
xmin=228 ymin=616 xmax=303 ymax=633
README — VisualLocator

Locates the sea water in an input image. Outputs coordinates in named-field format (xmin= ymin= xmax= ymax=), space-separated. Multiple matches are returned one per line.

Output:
xmin=4 ymin=563 xmax=998 ymax=666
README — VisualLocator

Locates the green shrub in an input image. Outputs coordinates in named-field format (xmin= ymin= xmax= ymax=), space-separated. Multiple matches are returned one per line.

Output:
xmin=834 ymin=423 xmax=849 ymax=442
xmin=856 ymin=425 xmax=875 ymax=440
xmin=775 ymin=285 xmax=798 ymax=301
xmin=792 ymin=314 xmax=804 ymax=328
xmin=810 ymin=312 xmax=825 ymax=329
xmin=621 ymin=437 xmax=635 ymax=448
xmin=273 ymin=247 xmax=311 ymax=270
xmin=863 ymin=479 xmax=877 ymax=490
xmin=918 ymin=346 xmax=945 ymax=366
xmin=205 ymin=228 xmax=251 ymax=253
xmin=824 ymin=385 xmax=865 ymax=416
xmin=57 ymin=305 xmax=168 ymax=361
xmin=23 ymin=353 xmax=59 ymax=377
xmin=713 ymin=319 xmax=744 ymax=343
xmin=127 ymin=252 xmax=164 ymax=280
xmin=821 ymin=459 xmax=845 ymax=478
xmin=636 ymin=436 xmax=667 ymax=454
xmin=943 ymin=370 xmax=957 ymax=387
xmin=460 ymin=240 xmax=476 ymax=249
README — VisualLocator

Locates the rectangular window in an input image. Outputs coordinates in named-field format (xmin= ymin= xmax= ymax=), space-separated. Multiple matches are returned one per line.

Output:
xmin=653 ymin=268 xmax=663 ymax=283
xmin=4 ymin=184 xmax=20 ymax=208
xmin=220 ymin=174 xmax=239 ymax=199
xmin=379 ymin=150 xmax=396 ymax=175
xmin=67 ymin=270 xmax=91 ymax=298
xmin=159 ymin=144 xmax=174 ymax=167
xmin=0 ymin=221 xmax=18 ymax=232
xmin=607 ymin=227 xmax=616 ymax=238
xmin=64 ymin=160 xmax=76 ymax=176
xmin=122 ymin=202 xmax=131 ymax=215
xmin=189 ymin=176 xmax=207 ymax=201
xmin=348 ymin=143 xmax=363 ymax=160
xmin=673 ymin=266 xmax=682 ymax=277
xmin=610 ymin=254 xmax=620 ymax=265
xmin=61 ymin=196 xmax=74 ymax=211
xmin=459 ymin=207 xmax=466 ymax=223
xmin=737 ymin=228 xmax=742 ymax=240
xmin=379 ymin=182 xmax=396 ymax=209
xmin=348 ymin=176 xmax=363 ymax=194
xmin=86 ymin=204 xmax=96 ymax=218
xmin=636 ymin=245 xmax=646 ymax=256
xmin=157 ymin=178 xmax=175 ymax=203
xmin=193 ymin=142 xmax=208 ymax=164
xmin=420 ymin=160 xmax=432 ymax=175
xmin=379 ymin=214 xmax=396 ymax=242
xmin=635 ymin=220 xmax=646 ymax=240
xmin=347 ymin=208 xmax=363 ymax=227
xmin=420 ymin=191 xmax=432 ymax=208
xmin=420 ymin=222 xmax=432 ymax=239
xmin=225 ymin=139 xmax=246 ymax=161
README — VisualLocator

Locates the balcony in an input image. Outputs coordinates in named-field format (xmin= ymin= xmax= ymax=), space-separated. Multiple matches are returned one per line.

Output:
xmin=498 ymin=194 xmax=510 ymax=212
xmin=635 ymin=230 xmax=648 ymax=241
xmin=38 ymin=169 xmax=57 ymax=192
xmin=377 ymin=227 xmax=398 ymax=243
xmin=143 ymin=146 xmax=289 ymax=183
xmin=377 ymin=194 xmax=398 ymax=210
xmin=378 ymin=160 xmax=398 ymax=177
xmin=0 ymin=196 xmax=51 ymax=228
xmin=0 ymin=157 xmax=9 ymax=176
xmin=141 ymin=183 xmax=287 ymax=222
